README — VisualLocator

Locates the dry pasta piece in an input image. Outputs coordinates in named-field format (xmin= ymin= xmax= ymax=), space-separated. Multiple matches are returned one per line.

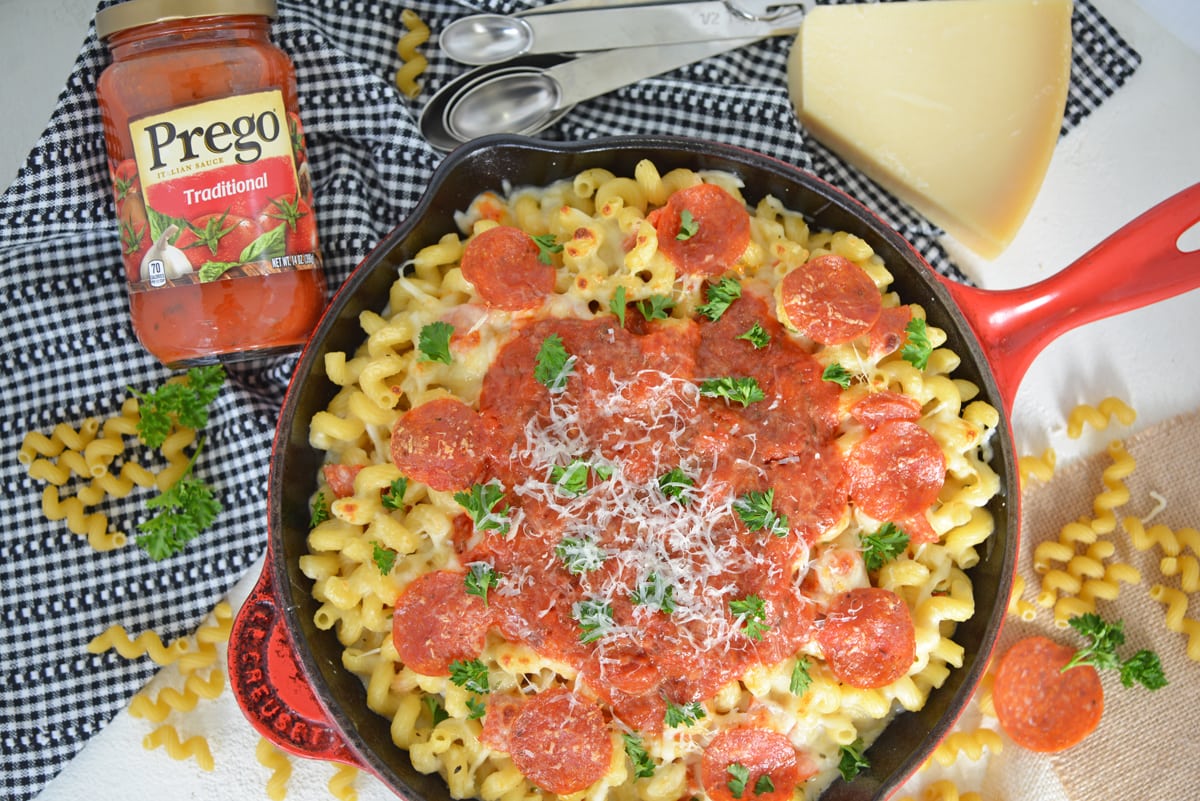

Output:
xmin=1017 ymin=446 xmax=1056 ymax=486
xmin=256 ymin=737 xmax=293 ymax=801
xmin=328 ymin=763 xmax=360 ymax=801
xmin=142 ymin=724 xmax=215 ymax=770
xmin=921 ymin=727 xmax=1002 ymax=769
xmin=394 ymin=9 xmax=430 ymax=99
xmin=1149 ymin=584 xmax=1200 ymax=661
xmin=129 ymin=669 xmax=225 ymax=722
xmin=1006 ymin=574 xmax=1037 ymax=621
xmin=1066 ymin=396 xmax=1136 ymax=438
xmin=87 ymin=623 xmax=190 ymax=664
xmin=1123 ymin=515 xmax=1183 ymax=556
xmin=1090 ymin=440 xmax=1135 ymax=534
xmin=1162 ymin=555 xmax=1200 ymax=593
xmin=18 ymin=418 xmax=100 ymax=464
xmin=41 ymin=486 xmax=127 ymax=551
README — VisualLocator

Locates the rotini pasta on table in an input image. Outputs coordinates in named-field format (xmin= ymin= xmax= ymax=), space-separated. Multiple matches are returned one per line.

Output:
xmin=301 ymin=160 xmax=1002 ymax=800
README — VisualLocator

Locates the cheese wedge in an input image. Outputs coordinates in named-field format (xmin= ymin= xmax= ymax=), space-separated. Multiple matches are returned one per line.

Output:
xmin=787 ymin=0 xmax=1073 ymax=259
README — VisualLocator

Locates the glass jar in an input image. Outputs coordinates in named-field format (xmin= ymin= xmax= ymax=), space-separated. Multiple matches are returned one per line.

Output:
xmin=96 ymin=0 xmax=326 ymax=367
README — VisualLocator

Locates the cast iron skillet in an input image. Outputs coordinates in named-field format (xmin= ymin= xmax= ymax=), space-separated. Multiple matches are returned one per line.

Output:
xmin=228 ymin=135 xmax=1200 ymax=801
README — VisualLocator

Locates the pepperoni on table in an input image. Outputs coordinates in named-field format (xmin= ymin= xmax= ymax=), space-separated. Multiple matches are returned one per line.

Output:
xmin=389 ymin=397 xmax=491 ymax=491
xmin=779 ymin=254 xmax=883 ymax=344
xmin=509 ymin=688 xmax=614 ymax=794
xmin=992 ymin=635 xmax=1103 ymax=753
xmin=817 ymin=587 xmax=916 ymax=688
xmin=847 ymin=420 xmax=946 ymax=521
xmin=655 ymin=183 xmax=752 ymax=276
xmin=850 ymin=391 xmax=922 ymax=432
xmin=391 ymin=569 xmax=492 ymax=676
xmin=700 ymin=727 xmax=812 ymax=801
xmin=322 ymin=463 xmax=363 ymax=498
xmin=460 ymin=225 xmax=556 ymax=310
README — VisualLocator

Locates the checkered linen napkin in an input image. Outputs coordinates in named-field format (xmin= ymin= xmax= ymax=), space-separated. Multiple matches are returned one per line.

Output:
xmin=0 ymin=1 xmax=1139 ymax=798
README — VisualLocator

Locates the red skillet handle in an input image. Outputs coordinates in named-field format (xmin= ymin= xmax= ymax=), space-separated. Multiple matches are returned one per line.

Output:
xmin=228 ymin=557 xmax=362 ymax=766
xmin=939 ymin=182 xmax=1200 ymax=413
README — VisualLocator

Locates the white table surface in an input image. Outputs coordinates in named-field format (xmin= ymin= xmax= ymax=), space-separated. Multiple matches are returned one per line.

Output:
xmin=5 ymin=1 xmax=1199 ymax=800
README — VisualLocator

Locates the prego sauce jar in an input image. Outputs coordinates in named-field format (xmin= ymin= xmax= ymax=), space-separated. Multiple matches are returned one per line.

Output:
xmin=95 ymin=0 xmax=327 ymax=367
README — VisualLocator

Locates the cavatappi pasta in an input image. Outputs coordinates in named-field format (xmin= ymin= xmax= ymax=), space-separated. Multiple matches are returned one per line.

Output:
xmin=302 ymin=162 xmax=1002 ymax=800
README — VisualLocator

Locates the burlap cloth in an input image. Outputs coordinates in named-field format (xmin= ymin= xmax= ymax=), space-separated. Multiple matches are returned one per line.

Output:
xmin=905 ymin=407 xmax=1200 ymax=799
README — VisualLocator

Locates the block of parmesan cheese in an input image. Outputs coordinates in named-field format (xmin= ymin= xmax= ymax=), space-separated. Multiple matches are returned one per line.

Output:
xmin=787 ymin=0 xmax=1074 ymax=259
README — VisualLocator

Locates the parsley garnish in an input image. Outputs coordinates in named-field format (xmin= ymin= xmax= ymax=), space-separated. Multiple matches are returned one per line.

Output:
xmin=610 ymin=285 xmax=627 ymax=327
xmin=534 ymin=333 xmax=574 ymax=392
xmin=630 ymin=573 xmax=675 ymax=614
xmin=696 ymin=277 xmax=742 ymax=321
xmin=821 ymin=363 xmax=852 ymax=389
xmin=572 ymin=599 xmax=614 ymax=642
xmin=448 ymin=659 xmax=489 ymax=694
xmin=135 ymin=437 xmax=221 ymax=561
xmin=664 ymin=700 xmax=705 ymax=728
xmin=531 ymin=232 xmax=563 ymax=265
xmin=790 ymin=657 xmax=812 ymax=695
xmin=676 ymin=209 xmax=699 ymax=240
xmin=726 ymin=763 xmax=750 ymax=799
xmin=550 ymin=459 xmax=612 ymax=497
xmin=657 ymin=466 xmax=695 ymax=504
xmin=734 ymin=489 xmax=789 ymax=537
xmin=424 ymin=695 xmax=449 ymax=725
xmin=466 ymin=697 xmax=487 ymax=719
xmin=1064 ymin=613 xmax=1167 ymax=689
xmin=637 ymin=294 xmax=676 ymax=321
xmin=901 ymin=317 xmax=932 ymax=370
xmin=737 ymin=322 xmax=770 ymax=349
xmin=860 ymin=522 xmax=910 ymax=571
xmin=371 ymin=541 xmax=398 ymax=574
xmin=417 ymin=321 xmax=454 ymax=364
xmin=381 ymin=477 xmax=408 ymax=510
xmin=465 ymin=562 xmax=501 ymax=605
xmin=129 ymin=365 xmax=226 ymax=449
xmin=623 ymin=732 xmax=656 ymax=778
xmin=729 ymin=595 xmax=770 ymax=641
xmin=310 ymin=490 xmax=330 ymax=527
xmin=838 ymin=738 xmax=870 ymax=781
xmin=754 ymin=776 xmax=775 ymax=795
xmin=699 ymin=376 xmax=765 ymax=407
xmin=454 ymin=480 xmax=511 ymax=535
xmin=556 ymin=535 xmax=607 ymax=574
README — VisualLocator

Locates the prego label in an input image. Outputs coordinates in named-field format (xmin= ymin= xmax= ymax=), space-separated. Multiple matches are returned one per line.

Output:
xmin=118 ymin=89 xmax=319 ymax=292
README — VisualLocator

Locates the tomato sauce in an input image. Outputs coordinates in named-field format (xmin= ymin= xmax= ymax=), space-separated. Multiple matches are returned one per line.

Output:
xmin=96 ymin=0 xmax=326 ymax=366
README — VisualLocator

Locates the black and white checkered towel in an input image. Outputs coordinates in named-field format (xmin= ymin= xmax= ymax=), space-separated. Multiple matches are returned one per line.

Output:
xmin=0 ymin=1 xmax=1139 ymax=798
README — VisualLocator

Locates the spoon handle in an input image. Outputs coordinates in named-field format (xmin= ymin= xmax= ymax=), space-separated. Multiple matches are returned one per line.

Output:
xmin=546 ymin=37 xmax=765 ymax=110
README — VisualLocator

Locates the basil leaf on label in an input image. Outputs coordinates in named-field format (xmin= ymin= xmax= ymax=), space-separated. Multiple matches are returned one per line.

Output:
xmin=146 ymin=205 xmax=190 ymax=244
xmin=198 ymin=261 xmax=239 ymax=282
xmin=239 ymin=223 xmax=287 ymax=264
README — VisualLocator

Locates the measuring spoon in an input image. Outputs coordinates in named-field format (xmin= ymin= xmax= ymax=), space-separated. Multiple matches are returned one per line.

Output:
xmin=439 ymin=0 xmax=803 ymax=66
xmin=433 ymin=36 xmax=762 ymax=146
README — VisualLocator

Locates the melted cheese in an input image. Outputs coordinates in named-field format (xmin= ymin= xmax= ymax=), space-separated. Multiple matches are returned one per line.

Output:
xmin=787 ymin=0 xmax=1074 ymax=259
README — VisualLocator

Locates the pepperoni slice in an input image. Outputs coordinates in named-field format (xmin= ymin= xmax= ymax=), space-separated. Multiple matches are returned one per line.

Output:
xmin=700 ymin=728 xmax=813 ymax=801
xmin=655 ymin=183 xmax=751 ymax=276
xmin=322 ymin=463 xmax=363 ymax=498
xmin=779 ymin=254 xmax=883 ymax=344
xmin=817 ymin=587 xmax=915 ymax=688
xmin=993 ymin=636 xmax=1103 ymax=753
xmin=868 ymin=304 xmax=912 ymax=357
xmin=847 ymin=420 xmax=946 ymax=521
xmin=850 ymin=391 xmax=922 ymax=432
xmin=479 ymin=692 xmax=524 ymax=752
xmin=460 ymin=225 xmax=556 ymax=310
xmin=509 ymin=688 xmax=613 ymax=794
xmin=391 ymin=570 xmax=491 ymax=676
xmin=389 ymin=397 xmax=491 ymax=491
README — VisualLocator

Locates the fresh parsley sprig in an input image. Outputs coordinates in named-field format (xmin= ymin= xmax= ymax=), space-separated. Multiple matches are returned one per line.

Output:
xmin=664 ymin=700 xmax=705 ymax=728
xmin=381 ymin=477 xmax=408 ymax=510
xmin=699 ymin=376 xmax=764 ymax=407
xmin=821 ymin=363 xmax=853 ymax=389
xmin=572 ymin=598 xmax=614 ymax=642
xmin=726 ymin=764 xmax=750 ymax=799
xmin=623 ymin=732 xmax=656 ymax=778
xmin=448 ymin=658 xmax=489 ymax=694
xmin=310 ymin=490 xmax=330 ymax=527
xmin=657 ymin=466 xmax=695 ymax=504
xmin=534 ymin=333 xmax=574 ymax=392
xmin=465 ymin=562 xmax=501 ymax=605
xmin=790 ymin=657 xmax=813 ymax=695
xmin=371 ymin=541 xmax=398 ymax=575
xmin=129 ymin=365 xmax=226 ymax=449
xmin=737 ymin=322 xmax=770 ymax=349
xmin=729 ymin=594 xmax=770 ymax=641
xmin=901 ymin=317 xmax=932 ymax=370
xmin=1063 ymin=613 xmax=1167 ymax=690
xmin=676 ymin=210 xmax=699 ymax=241
xmin=838 ymin=738 xmax=870 ymax=781
xmin=637 ymin=294 xmax=675 ymax=321
xmin=531 ymin=232 xmax=563 ymax=265
xmin=549 ymin=459 xmax=613 ymax=497
xmin=135 ymin=437 xmax=221 ymax=561
xmin=734 ymin=489 xmax=789 ymax=537
xmin=610 ymin=285 xmax=628 ymax=327
xmin=860 ymin=522 xmax=910 ymax=571
xmin=630 ymin=572 xmax=675 ymax=614
xmin=454 ymin=481 xmax=511 ymax=535
xmin=556 ymin=535 xmax=607 ymax=574
xmin=417 ymin=321 xmax=454 ymax=364
xmin=696 ymin=277 xmax=741 ymax=321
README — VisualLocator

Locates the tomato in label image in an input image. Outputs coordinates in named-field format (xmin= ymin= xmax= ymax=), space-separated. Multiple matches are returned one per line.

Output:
xmin=172 ymin=212 xmax=260 ymax=270
xmin=256 ymin=195 xmax=319 ymax=255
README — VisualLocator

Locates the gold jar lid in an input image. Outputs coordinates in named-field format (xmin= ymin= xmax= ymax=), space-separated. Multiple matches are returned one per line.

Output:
xmin=95 ymin=0 xmax=278 ymax=39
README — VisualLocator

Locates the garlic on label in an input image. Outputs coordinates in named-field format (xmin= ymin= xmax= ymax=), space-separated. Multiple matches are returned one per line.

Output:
xmin=140 ymin=224 xmax=192 ymax=282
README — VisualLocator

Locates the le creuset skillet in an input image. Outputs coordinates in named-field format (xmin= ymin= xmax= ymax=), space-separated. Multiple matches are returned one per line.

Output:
xmin=228 ymin=135 xmax=1200 ymax=801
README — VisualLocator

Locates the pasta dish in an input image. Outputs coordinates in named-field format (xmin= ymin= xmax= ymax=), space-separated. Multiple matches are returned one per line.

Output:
xmin=300 ymin=160 xmax=1001 ymax=800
